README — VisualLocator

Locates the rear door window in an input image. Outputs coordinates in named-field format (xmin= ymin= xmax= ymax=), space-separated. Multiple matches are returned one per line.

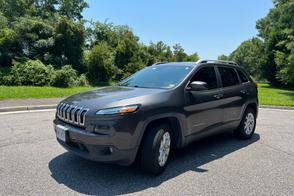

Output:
xmin=218 ymin=67 xmax=239 ymax=87
xmin=237 ymin=69 xmax=249 ymax=83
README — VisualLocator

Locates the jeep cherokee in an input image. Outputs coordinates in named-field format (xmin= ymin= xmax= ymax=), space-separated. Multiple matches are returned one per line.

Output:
xmin=53 ymin=60 xmax=258 ymax=174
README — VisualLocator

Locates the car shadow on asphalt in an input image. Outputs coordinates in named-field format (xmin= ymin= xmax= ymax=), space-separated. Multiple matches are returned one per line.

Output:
xmin=48 ymin=132 xmax=260 ymax=195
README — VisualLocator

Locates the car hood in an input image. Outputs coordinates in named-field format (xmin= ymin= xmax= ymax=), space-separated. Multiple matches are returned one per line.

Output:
xmin=61 ymin=86 xmax=166 ymax=110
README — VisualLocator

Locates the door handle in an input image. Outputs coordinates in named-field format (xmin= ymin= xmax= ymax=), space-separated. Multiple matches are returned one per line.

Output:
xmin=213 ymin=94 xmax=223 ymax=99
xmin=240 ymin=89 xmax=247 ymax=94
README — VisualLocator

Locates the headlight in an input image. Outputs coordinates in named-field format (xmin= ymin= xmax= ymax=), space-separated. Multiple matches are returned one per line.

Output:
xmin=96 ymin=105 xmax=140 ymax=115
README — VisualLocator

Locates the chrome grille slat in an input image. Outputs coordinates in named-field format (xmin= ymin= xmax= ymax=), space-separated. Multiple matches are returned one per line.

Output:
xmin=59 ymin=103 xmax=65 ymax=117
xmin=74 ymin=108 xmax=81 ymax=124
xmin=68 ymin=106 xmax=76 ymax=122
xmin=57 ymin=104 xmax=62 ymax=117
xmin=65 ymin=105 xmax=73 ymax=121
xmin=63 ymin=104 xmax=69 ymax=121
xmin=60 ymin=103 xmax=66 ymax=119
xmin=77 ymin=109 xmax=83 ymax=125
xmin=56 ymin=103 xmax=89 ymax=127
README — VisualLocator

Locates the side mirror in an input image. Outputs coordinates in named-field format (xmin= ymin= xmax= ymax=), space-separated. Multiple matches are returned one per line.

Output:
xmin=188 ymin=81 xmax=208 ymax=91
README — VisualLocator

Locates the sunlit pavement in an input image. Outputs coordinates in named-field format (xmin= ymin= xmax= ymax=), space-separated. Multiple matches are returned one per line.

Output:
xmin=1 ymin=108 xmax=294 ymax=195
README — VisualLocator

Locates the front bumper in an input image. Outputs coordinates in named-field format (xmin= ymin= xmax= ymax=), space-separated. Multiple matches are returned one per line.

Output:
xmin=53 ymin=119 xmax=138 ymax=165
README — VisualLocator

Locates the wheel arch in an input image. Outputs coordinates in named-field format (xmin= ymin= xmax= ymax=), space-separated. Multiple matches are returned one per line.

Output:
xmin=245 ymin=102 xmax=258 ymax=115
xmin=241 ymin=101 xmax=259 ymax=121
xmin=138 ymin=114 xmax=186 ymax=149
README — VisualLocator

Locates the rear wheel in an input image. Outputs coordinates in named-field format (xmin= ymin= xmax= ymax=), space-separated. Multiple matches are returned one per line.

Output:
xmin=235 ymin=108 xmax=256 ymax=139
xmin=141 ymin=123 xmax=172 ymax=174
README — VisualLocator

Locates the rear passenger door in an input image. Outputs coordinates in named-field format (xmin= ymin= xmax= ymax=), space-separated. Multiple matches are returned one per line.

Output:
xmin=217 ymin=66 xmax=246 ymax=123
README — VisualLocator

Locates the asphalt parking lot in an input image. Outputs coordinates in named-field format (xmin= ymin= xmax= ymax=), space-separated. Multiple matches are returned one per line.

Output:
xmin=0 ymin=108 xmax=294 ymax=195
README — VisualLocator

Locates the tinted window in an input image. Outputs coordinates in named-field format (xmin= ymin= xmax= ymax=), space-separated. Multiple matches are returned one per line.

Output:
xmin=237 ymin=69 xmax=249 ymax=83
xmin=119 ymin=65 xmax=192 ymax=89
xmin=218 ymin=67 xmax=239 ymax=87
xmin=191 ymin=67 xmax=218 ymax=90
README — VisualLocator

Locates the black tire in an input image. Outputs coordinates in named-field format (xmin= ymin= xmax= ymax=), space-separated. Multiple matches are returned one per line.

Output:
xmin=235 ymin=107 xmax=256 ymax=139
xmin=141 ymin=123 xmax=172 ymax=174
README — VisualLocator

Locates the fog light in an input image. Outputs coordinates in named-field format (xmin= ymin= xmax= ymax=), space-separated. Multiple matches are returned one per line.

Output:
xmin=109 ymin=147 xmax=113 ymax=153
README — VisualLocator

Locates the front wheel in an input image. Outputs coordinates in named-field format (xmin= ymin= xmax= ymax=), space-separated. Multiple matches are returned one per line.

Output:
xmin=235 ymin=108 xmax=256 ymax=139
xmin=141 ymin=123 xmax=172 ymax=174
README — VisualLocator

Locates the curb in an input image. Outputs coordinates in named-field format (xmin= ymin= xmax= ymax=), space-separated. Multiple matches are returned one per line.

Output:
xmin=0 ymin=104 xmax=293 ymax=113
xmin=260 ymin=105 xmax=294 ymax=110
xmin=0 ymin=104 xmax=57 ymax=113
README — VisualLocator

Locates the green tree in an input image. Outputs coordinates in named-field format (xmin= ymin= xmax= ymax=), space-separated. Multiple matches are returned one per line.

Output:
xmin=88 ymin=21 xmax=123 ymax=49
xmin=171 ymin=43 xmax=199 ymax=62
xmin=274 ymin=30 xmax=294 ymax=85
xmin=147 ymin=41 xmax=173 ymax=64
xmin=1 ymin=0 xmax=202 ymax=86
xmin=0 ymin=27 xmax=19 ymax=66
xmin=218 ymin=54 xmax=229 ymax=61
xmin=59 ymin=0 xmax=88 ymax=21
xmin=185 ymin=53 xmax=199 ymax=62
xmin=172 ymin=44 xmax=188 ymax=61
xmin=0 ymin=12 xmax=8 ymax=28
xmin=88 ymin=22 xmax=151 ymax=79
xmin=53 ymin=17 xmax=85 ymax=72
xmin=12 ymin=16 xmax=55 ymax=61
xmin=0 ymin=0 xmax=29 ymax=19
xmin=87 ymin=42 xmax=115 ymax=84
xmin=230 ymin=37 xmax=265 ymax=79
xmin=256 ymin=0 xmax=294 ymax=85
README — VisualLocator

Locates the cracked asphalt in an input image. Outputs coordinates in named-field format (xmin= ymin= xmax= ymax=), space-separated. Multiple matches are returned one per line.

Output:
xmin=0 ymin=108 xmax=294 ymax=195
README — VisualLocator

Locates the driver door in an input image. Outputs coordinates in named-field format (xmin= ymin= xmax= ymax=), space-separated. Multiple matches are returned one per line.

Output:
xmin=184 ymin=66 xmax=224 ymax=135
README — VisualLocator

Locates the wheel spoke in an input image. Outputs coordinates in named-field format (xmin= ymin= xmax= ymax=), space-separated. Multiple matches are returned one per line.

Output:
xmin=158 ymin=131 xmax=171 ymax=167
xmin=244 ymin=113 xmax=255 ymax=135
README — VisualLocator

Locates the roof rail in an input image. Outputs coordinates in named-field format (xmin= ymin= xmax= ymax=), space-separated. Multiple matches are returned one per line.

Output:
xmin=196 ymin=59 xmax=238 ymax=66
xmin=152 ymin=62 xmax=167 ymax=66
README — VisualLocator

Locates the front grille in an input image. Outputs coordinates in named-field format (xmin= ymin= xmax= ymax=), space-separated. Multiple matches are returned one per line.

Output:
xmin=57 ymin=103 xmax=89 ymax=127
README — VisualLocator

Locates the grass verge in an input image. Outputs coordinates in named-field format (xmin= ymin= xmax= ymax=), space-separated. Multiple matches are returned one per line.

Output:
xmin=258 ymin=83 xmax=294 ymax=107
xmin=0 ymin=86 xmax=95 ymax=100
xmin=0 ymin=84 xmax=294 ymax=107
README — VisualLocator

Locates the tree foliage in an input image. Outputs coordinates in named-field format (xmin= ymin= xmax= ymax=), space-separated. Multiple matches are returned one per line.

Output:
xmin=230 ymin=37 xmax=265 ymax=79
xmin=256 ymin=0 xmax=294 ymax=85
xmin=9 ymin=60 xmax=54 ymax=86
xmin=0 ymin=0 xmax=88 ymax=69
xmin=217 ymin=38 xmax=265 ymax=80
xmin=86 ymin=21 xmax=199 ymax=81
xmin=86 ymin=42 xmax=115 ymax=84
xmin=0 ymin=0 xmax=200 ymax=86
xmin=218 ymin=54 xmax=229 ymax=61
xmin=53 ymin=17 xmax=85 ymax=71
xmin=51 ymin=64 xmax=78 ymax=87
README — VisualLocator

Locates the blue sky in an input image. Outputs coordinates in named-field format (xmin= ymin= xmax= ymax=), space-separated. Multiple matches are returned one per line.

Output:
xmin=83 ymin=0 xmax=273 ymax=59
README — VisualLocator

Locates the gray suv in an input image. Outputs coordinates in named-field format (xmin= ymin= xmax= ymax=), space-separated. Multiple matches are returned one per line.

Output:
xmin=53 ymin=60 xmax=258 ymax=174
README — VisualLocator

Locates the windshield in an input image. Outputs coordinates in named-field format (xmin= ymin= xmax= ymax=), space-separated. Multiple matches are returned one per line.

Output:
xmin=119 ymin=65 xmax=193 ymax=89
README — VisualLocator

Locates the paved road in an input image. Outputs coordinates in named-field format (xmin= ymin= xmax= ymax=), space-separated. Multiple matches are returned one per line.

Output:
xmin=1 ymin=108 xmax=294 ymax=195
xmin=0 ymin=98 xmax=62 ymax=108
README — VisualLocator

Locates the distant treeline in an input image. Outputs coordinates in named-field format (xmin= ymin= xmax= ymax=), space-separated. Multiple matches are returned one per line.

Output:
xmin=0 ymin=0 xmax=198 ymax=86
xmin=0 ymin=0 xmax=294 ymax=87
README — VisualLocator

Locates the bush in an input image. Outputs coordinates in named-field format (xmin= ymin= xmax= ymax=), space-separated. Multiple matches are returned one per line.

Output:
xmin=8 ymin=60 xmax=54 ymax=86
xmin=51 ymin=65 xmax=78 ymax=87
xmin=76 ymin=74 xmax=89 ymax=86
xmin=0 ymin=67 xmax=9 ymax=85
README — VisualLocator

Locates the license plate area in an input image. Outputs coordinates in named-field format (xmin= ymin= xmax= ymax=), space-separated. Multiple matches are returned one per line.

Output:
xmin=55 ymin=124 xmax=69 ymax=142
